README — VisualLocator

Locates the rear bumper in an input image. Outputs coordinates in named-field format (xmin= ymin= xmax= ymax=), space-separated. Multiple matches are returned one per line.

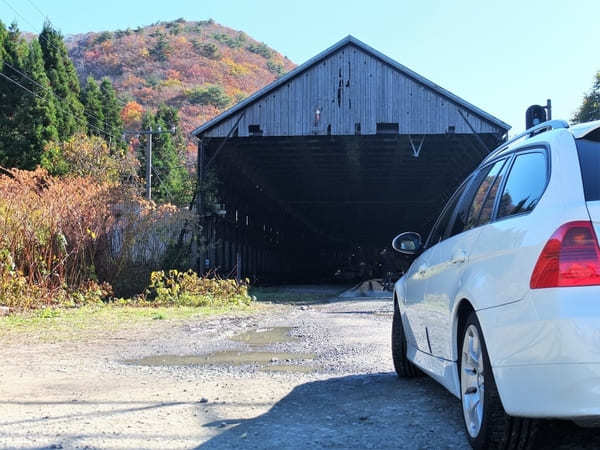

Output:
xmin=477 ymin=287 xmax=600 ymax=418
xmin=493 ymin=363 xmax=600 ymax=418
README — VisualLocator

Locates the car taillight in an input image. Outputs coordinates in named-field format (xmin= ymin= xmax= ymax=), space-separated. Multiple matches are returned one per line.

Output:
xmin=530 ymin=221 xmax=600 ymax=288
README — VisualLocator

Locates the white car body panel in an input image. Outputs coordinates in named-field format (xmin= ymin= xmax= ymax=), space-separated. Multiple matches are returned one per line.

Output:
xmin=422 ymin=227 xmax=481 ymax=359
xmin=402 ymin=249 xmax=434 ymax=351
xmin=394 ymin=121 xmax=600 ymax=419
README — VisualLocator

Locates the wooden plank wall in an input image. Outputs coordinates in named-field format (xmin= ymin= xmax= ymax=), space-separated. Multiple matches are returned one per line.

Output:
xmin=203 ymin=43 xmax=502 ymax=138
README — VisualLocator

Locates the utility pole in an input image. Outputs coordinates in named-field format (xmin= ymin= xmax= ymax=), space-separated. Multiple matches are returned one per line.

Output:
xmin=123 ymin=126 xmax=176 ymax=201
xmin=145 ymin=127 xmax=152 ymax=200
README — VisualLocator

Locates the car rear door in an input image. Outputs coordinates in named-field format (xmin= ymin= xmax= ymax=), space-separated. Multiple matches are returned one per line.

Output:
xmin=403 ymin=179 xmax=469 ymax=353
xmin=468 ymin=149 xmax=550 ymax=309
xmin=424 ymin=158 xmax=510 ymax=359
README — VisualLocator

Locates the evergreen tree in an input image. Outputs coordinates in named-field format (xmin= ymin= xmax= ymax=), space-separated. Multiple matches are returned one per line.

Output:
xmin=0 ymin=21 xmax=7 ymax=71
xmin=81 ymin=76 xmax=104 ymax=135
xmin=573 ymin=71 xmax=600 ymax=124
xmin=138 ymin=105 xmax=192 ymax=205
xmin=39 ymin=20 xmax=85 ymax=139
xmin=15 ymin=40 xmax=59 ymax=169
xmin=99 ymin=77 xmax=124 ymax=148
xmin=0 ymin=22 xmax=29 ymax=167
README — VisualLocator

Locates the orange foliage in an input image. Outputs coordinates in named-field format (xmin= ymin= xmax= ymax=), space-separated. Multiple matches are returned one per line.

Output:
xmin=67 ymin=19 xmax=296 ymax=151
xmin=120 ymin=101 xmax=144 ymax=126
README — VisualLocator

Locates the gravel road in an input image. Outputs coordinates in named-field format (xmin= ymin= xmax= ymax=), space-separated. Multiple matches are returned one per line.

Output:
xmin=1 ymin=288 xmax=599 ymax=449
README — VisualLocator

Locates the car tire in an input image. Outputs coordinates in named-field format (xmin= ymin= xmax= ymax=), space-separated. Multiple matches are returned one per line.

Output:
xmin=459 ymin=312 xmax=538 ymax=450
xmin=391 ymin=297 xmax=422 ymax=378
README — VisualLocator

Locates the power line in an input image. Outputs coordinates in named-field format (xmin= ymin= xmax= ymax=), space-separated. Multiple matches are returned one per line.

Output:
xmin=23 ymin=0 xmax=46 ymax=21
xmin=151 ymin=166 xmax=175 ymax=203
xmin=0 ymin=70 xmax=114 ymax=138
xmin=1 ymin=0 xmax=130 ymax=109
xmin=3 ymin=61 xmax=113 ymax=137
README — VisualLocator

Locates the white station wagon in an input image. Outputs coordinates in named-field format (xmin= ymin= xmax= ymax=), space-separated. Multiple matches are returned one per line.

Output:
xmin=391 ymin=119 xmax=600 ymax=449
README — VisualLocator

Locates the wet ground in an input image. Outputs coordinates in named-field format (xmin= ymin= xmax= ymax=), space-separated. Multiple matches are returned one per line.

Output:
xmin=1 ymin=286 xmax=600 ymax=449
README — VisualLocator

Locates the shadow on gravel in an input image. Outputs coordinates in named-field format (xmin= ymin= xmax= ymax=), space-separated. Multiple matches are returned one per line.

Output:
xmin=196 ymin=373 xmax=600 ymax=450
xmin=197 ymin=372 xmax=467 ymax=449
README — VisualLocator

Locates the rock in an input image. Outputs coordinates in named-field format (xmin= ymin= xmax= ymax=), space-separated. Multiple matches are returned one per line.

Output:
xmin=0 ymin=306 xmax=10 ymax=316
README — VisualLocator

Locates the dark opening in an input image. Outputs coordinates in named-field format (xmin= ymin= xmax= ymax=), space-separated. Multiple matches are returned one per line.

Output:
xmin=203 ymin=133 xmax=497 ymax=284
xmin=248 ymin=124 xmax=263 ymax=136
xmin=376 ymin=122 xmax=399 ymax=134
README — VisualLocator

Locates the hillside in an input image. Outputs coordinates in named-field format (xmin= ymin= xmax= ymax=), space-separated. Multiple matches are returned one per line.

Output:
xmin=66 ymin=19 xmax=296 ymax=153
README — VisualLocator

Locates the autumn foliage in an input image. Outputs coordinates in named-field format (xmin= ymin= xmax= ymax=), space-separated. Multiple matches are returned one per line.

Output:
xmin=0 ymin=167 xmax=192 ymax=308
xmin=120 ymin=100 xmax=144 ymax=127
xmin=66 ymin=19 xmax=295 ymax=152
xmin=0 ymin=168 xmax=117 ymax=307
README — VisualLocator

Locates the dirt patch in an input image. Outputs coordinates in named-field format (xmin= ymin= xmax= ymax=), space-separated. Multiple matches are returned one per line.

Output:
xmin=230 ymin=326 xmax=296 ymax=346
xmin=1 ymin=288 xmax=599 ymax=449
xmin=125 ymin=350 xmax=316 ymax=367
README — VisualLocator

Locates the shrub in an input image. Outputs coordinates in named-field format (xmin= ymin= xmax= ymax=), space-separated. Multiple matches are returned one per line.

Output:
xmin=266 ymin=59 xmax=285 ymax=77
xmin=187 ymin=84 xmax=230 ymax=109
xmin=212 ymin=32 xmax=244 ymax=48
xmin=247 ymin=42 xmax=272 ymax=59
xmin=114 ymin=28 xmax=132 ymax=39
xmin=0 ymin=168 xmax=121 ymax=307
xmin=151 ymin=34 xmax=171 ymax=61
xmin=193 ymin=41 xmax=220 ymax=59
xmin=146 ymin=270 xmax=252 ymax=307
xmin=41 ymin=133 xmax=139 ymax=184
xmin=95 ymin=31 xmax=113 ymax=45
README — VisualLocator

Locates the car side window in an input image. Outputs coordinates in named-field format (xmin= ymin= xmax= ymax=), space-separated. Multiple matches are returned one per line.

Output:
xmin=497 ymin=152 xmax=547 ymax=219
xmin=465 ymin=159 xmax=508 ymax=230
xmin=477 ymin=159 xmax=509 ymax=225
xmin=426 ymin=182 xmax=467 ymax=248
xmin=448 ymin=159 xmax=506 ymax=238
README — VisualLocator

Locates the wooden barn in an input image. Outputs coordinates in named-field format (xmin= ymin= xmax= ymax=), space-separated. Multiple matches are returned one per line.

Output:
xmin=192 ymin=35 xmax=510 ymax=282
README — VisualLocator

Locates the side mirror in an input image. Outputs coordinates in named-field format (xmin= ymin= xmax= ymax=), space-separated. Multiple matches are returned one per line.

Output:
xmin=392 ymin=232 xmax=423 ymax=255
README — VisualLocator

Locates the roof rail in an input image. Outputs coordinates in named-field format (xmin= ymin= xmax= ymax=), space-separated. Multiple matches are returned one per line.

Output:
xmin=482 ymin=119 xmax=569 ymax=164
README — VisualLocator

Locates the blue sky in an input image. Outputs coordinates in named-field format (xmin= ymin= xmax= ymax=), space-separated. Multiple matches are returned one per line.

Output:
xmin=2 ymin=0 xmax=599 ymax=135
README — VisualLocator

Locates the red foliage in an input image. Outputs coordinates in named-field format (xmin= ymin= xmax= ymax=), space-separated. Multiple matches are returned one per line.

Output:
xmin=67 ymin=20 xmax=296 ymax=153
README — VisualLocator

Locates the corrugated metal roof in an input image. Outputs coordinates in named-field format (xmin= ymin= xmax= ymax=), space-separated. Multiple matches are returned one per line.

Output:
xmin=192 ymin=35 xmax=510 ymax=136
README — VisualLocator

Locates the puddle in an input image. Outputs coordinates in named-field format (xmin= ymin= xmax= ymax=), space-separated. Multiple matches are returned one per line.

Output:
xmin=125 ymin=326 xmax=316 ymax=372
xmin=230 ymin=327 xmax=296 ymax=346
xmin=126 ymin=350 xmax=315 ymax=367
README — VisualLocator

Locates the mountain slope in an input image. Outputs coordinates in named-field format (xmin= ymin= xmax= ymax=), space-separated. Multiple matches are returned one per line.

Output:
xmin=66 ymin=19 xmax=295 ymax=151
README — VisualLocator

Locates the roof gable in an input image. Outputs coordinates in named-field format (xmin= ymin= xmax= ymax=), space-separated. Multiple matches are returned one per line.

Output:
xmin=192 ymin=35 xmax=510 ymax=136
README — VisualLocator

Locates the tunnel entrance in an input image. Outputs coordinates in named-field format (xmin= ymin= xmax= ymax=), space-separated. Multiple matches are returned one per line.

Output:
xmin=200 ymin=133 xmax=498 ymax=283
xmin=192 ymin=36 xmax=510 ymax=283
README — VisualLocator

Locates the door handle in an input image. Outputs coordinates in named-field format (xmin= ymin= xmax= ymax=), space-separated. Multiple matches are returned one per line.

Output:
xmin=417 ymin=264 xmax=428 ymax=276
xmin=450 ymin=250 xmax=466 ymax=264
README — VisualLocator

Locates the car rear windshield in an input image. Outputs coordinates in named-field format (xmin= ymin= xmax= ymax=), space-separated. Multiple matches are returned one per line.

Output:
xmin=576 ymin=138 xmax=600 ymax=201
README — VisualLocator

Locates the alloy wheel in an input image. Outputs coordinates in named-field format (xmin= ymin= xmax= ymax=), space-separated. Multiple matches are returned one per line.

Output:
xmin=461 ymin=324 xmax=485 ymax=438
